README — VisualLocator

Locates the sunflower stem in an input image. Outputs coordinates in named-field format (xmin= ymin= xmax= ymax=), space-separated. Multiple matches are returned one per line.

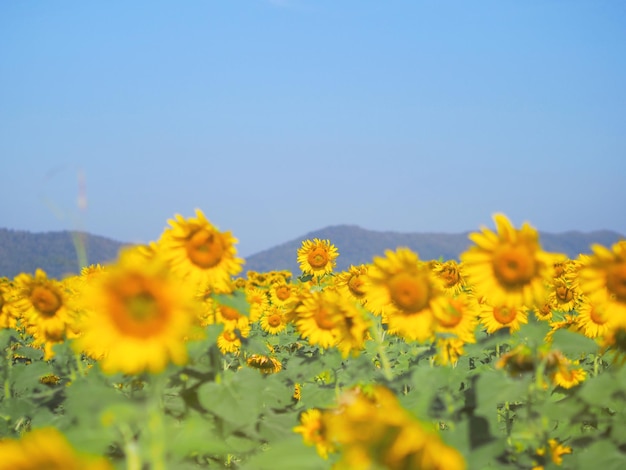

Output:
xmin=147 ymin=374 xmax=167 ymax=470
xmin=119 ymin=423 xmax=142 ymax=470
xmin=372 ymin=319 xmax=392 ymax=381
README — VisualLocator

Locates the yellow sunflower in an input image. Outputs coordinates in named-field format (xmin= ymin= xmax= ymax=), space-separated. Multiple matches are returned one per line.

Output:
xmin=157 ymin=209 xmax=244 ymax=291
xmin=244 ymin=285 xmax=270 ymax=322
xmin=578 ymin=240 xmax=626 ymax=325
xmin=259 ymin=305 xmax=289 ymax=335
xmin=293 ymin=408 xmax=335 ymax=459
xmin=433 ymin=293 xmax=479 ymax=344
xmin=11 ymin=269 xmax=77 ymax=359
xmin=0 ymin=279 xmax=17 ymax=329
xmin=294 ymin=289 xmax=346 ymax=349
xmin=460 ymin=214 xmax=560 ymax=308
xmin=333 ymin=264 xmax=369 ymax=305
xmin=546 ymin=277 xmax=581 ymax=312
xmin=73 ymin=247 xmax=199 ymax=374
xmin=297 ymin=238 xmax=339 ymax=277
xmin=0 ymin=427 xmax=112 ymax=470
xmin=246 ymin=354 xmax=282 ymax=374
xmin=363 ymin=248 xmax=443 ymax=342
xmin=478 ymin=301 xmax=528 ymax=334
xmin=431 ymin=260 xmax=468 ymax=296
xmin=575 ymin=298 xmax=611 ymax=339
xmin=216 ymin=327 xmax=245 ymax=355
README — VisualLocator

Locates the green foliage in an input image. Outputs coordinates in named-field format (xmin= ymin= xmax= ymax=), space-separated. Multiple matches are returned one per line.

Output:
xmin=2 ymin=305 xmax=626 ymax=469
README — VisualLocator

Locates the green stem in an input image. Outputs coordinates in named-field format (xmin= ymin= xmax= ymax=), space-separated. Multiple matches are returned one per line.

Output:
xmin=147 ymin=374 xmax=167 ymax=470
xmin=119 ymin=423 xmax=142 ymax=470
xmin=372 ymin=320 xmax=392 ymax=381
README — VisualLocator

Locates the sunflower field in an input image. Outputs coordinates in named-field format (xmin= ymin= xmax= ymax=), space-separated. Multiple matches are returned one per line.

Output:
xmin=1 ymin=210 xmax=626 ymax=469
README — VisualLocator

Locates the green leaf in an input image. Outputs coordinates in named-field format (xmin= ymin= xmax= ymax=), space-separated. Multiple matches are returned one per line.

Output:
xmin=244 ymin=435 xmax=325 ymax=470
xmin=212 ymin=291 xmax=251 ymax=317
xmin=549 ymin=329 xmax=599 ymax=359
xmin=575 ymin=439 xmax=626 ymax=469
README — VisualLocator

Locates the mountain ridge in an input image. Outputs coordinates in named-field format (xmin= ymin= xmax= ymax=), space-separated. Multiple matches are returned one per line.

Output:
xmin=1 ymin=225 xmax=624 ymax=279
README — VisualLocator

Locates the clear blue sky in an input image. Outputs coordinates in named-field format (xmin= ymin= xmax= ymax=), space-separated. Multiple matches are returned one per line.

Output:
xmin=1 ymin=1 xmax=625 ymax=257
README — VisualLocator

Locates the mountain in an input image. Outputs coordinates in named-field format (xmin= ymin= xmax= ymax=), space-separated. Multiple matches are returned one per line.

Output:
xmin=0 ymin=228 xmax=127 ymax=279
xmin=242 ymin=225 xmax=625 ymax=275
xmin=1 ymin=225 xmax=624 ymax=280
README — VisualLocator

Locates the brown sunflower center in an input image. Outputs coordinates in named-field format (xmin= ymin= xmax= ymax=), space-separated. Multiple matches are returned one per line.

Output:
xmin=388 ymin=272 xmax=431 ymax=313
xmin=347 ymin=274 xmax=366 ymax=297
xmin=492 ymin=243 xmax=537 ymax=288
xmin=267 ymin=313 xmax=283 ymax=327
xmin=441 ymin=265 xmax=461 ymax=288
xmin=537 ymin=303 xmax=552 ymax=319
xmin=314 ymin=306 xmax=336 ymax=330
xmin=493 ymin=306 xmax=517 ymax=325
xmin=30 ymin=285 xmax=62 ymax=316
xmin=307 ymin=248 xmax=330 ymax=269
xmin=185 ymin=229 xmax=224 ymax=269
xmin=109 ymin=275 xmax=168 ymax=337
xmin=606 ymin=262 xmax=626 ymax=302
xmin=222 ymin=330 xmax=238 ymax=342
xmin=556 ymin=285 xmax=574 ymax=303
xmin=220 ymin=306 xmax=241 ymax=321
xmin=275 ymin=286 xmax=291 ymax=301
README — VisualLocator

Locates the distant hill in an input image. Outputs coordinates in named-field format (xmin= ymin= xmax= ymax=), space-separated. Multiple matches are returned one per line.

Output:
xmin=0 ymin=228 xmax=127 ymax=279
xmin=242 ymin=225 xmax=625 ymax=275
xmin=1 ymin=225 xmax=624 ymax=280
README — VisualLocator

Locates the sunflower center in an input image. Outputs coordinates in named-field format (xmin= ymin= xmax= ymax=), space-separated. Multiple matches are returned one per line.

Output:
xmin=222 ymin=330 xmax=238 ymax=342
xmin=314 ymin=307 xmax=336 ymax=330
xmin=30 ymin=286 xmax=62 ymax=316
xmin=589 ymin=306 xmax=608 ymax=325
xmin=606 ymin=262 xmax=626 ymax=302
xmin=267 ymin=313 xmax=282 ymax=327
xmin=307 ymin=248 xmax=329 ymax=269
xmin=537 ymin=303 xmax=552 ymax=319
xmin=185 ymin=229 xmax=224 ymax=269
xmin=441 ymin=265 xmax=460 ymax=288
xmin=220 ymin=306 xmax=241 ymax=321
xmin=347 ymin=275 xmax=366 ymax=297
xmin=109 ymin=275 xmax=169 ymax=337
xmin=493 ymin=306 xmax=517 ymax=325
xmin=492 ymin=244 xmax=537 ymax=288
xmin=275 ymin=286 xmax=291 ymax=301
xmin=388 ymin=272 xmax=430 ymax=313
xmin=556 ymin=285 xmax=574 ymax=303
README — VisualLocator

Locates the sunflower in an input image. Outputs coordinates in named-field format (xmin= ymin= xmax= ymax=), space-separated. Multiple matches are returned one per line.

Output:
xmin=599 ymin=325 xmax=626 ymax=365
xmin=460 ymin=214 xmax=560 ymax=308
xmin=216 ymin=327 xmax=244 ymax=355
xmin=244 ymin=285 xmax=270 ymax=322
xmin=546 ymin=277 xmax=581 ymax=313
xmin=0 ymin=279 xmax=17 ymax=329
xmin=297 ymin=238 xmax=339 ymax=277
xmin=578 ymin=240 xmax=626 ymax=325
xmin=259 ymin=305 xmax=289 ymax=335
xmin=294 ymin=408 xmax=336 ymax=459
xmin=214 ymin=303 xmax=250 ymax=333
xmin=363 ymin=248 xmax=443 ymax=342
xmin=478 ymin=301 xmax=528 ymax=334
xmin=575 ymin=299 xmax=611 ymax=339
xmin=246 ymin=354 xmax=282 ymax=374
xmin=294 ymin=289 xmax=347 ymax=349
xmin=431 ymin=260 xmax=468 ymax=296
xmin=433 ymin=293 xmax=479 ymax=344
xmin=333 ymin=264 xmax=369 ymax=305
xmin=434 ymin=337 xmax=467 ymax=366
xmin=11 ymin=269 xmax=77 ymax=359
xmin=73 ymin=247 xmax=199 ymax=374
xmin=157 ymin=209 xmax=244 ymax=291
xmin=0 ymin=427 xmax=112 ymax=470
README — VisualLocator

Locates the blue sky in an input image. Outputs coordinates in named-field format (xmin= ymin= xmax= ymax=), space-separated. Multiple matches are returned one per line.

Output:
xmin=1 ymin=1 xmax=625 ymax=258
